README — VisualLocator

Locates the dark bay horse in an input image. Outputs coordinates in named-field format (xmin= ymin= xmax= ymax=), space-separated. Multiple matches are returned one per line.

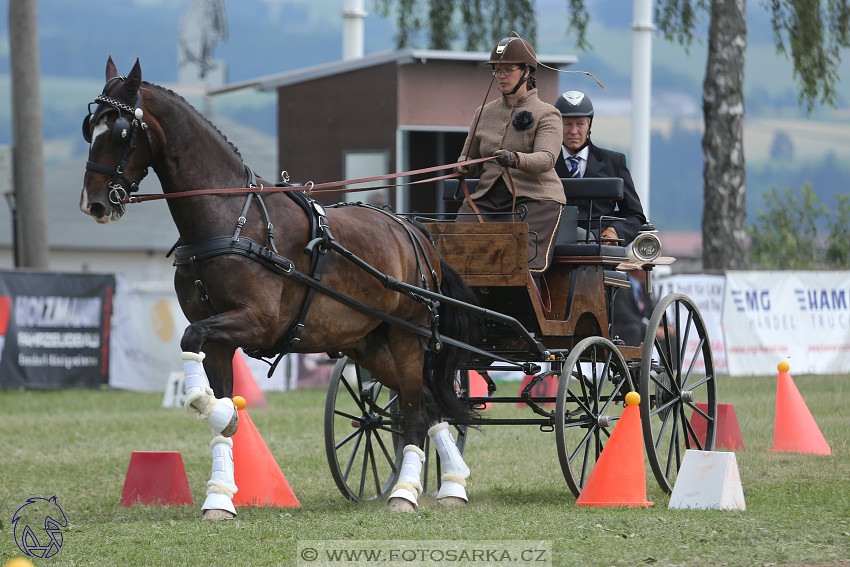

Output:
xmin=81 ymin=57 xmax=476 ymax=518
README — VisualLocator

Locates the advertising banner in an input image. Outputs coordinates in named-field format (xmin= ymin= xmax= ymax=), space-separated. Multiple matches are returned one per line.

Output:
xmin=0 ymin=271 xmax=114 ymax=388
xmin=654 ymin=273 xmax=727 ymax=374
xmin=109 ymin=276 xmax=306 ymax=392
xmin=723 ymin=271 xmax=850 ymax=375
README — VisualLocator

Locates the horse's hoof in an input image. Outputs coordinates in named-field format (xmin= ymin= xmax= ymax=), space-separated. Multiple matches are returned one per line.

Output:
xmin=386 ymin=497 xmax=417 ymax=512
xmin=437 ymin=496 xmax=467 ymax=507
xmin=202 ymin=508 xmax=236 ymax=521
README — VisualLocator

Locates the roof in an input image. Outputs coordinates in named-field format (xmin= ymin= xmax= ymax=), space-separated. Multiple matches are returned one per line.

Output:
xmin=209 ymin=48 xmax=578 ymax=95
xmin=0 ymin=116 xmax=276 ymax=252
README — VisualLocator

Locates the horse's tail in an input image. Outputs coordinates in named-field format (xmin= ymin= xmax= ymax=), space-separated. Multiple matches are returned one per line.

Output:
xmin=423 ymin=257 xmax=482 ymax=425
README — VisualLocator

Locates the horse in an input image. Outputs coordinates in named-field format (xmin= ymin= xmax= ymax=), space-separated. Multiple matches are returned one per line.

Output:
xmin=80 ymin=57 xmax=477 ymax=519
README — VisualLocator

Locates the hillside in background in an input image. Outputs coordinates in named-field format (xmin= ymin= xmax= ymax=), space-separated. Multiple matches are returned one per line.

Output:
xmin=0 ymin=0 xmax=848 ymax=232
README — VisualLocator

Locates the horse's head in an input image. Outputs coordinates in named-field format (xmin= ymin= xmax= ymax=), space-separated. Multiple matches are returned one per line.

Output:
xmin=80 ymin=57 xmax=153 ymax=223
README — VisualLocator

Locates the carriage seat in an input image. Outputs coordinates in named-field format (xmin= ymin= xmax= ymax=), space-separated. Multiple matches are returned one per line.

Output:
xmin=553 ymin=178 xmax=626 ymax=258
xmin=441 ymin=177 xmax=627 ymax=258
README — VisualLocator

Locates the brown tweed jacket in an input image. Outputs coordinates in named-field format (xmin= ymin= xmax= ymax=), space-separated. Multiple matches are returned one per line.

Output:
xmin=458 ymin=88 xmax=565 ymax=204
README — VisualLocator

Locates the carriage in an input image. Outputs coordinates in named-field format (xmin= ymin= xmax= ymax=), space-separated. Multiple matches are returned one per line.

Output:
xmin=81 ymin=57 xmax=716 ymax=517
xmin=324 ymin=176 xmax=717 ymax=502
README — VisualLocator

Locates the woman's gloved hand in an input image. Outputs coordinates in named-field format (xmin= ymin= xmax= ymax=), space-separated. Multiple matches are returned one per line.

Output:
xmin=493 ymin=150 xmax=518 ymax=168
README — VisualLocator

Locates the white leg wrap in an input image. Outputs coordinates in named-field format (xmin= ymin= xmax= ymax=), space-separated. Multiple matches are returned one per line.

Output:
xmin=202 ymin=435 xmax=237 ymax=515
xmin=429 ymin=421 xmax=470 ymax=502
xmin=183 ymin=351 xmax=212 ymax=413
xmin=181 ymin=351 xmax=238 ymax=437
xmin=388 ymin=445 xmax=426 ymax=508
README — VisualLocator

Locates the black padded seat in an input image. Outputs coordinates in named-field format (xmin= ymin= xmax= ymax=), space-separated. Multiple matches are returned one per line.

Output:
xmin=553 ymin=243 xmax=626 ymax=257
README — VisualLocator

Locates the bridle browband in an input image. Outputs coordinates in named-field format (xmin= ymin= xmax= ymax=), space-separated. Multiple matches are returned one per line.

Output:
xmin=83 ymin=76 xmax=152 ymax=219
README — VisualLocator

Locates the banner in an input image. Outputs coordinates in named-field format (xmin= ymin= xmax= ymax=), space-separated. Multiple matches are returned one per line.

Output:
xmin=109 ymin=277 xmax=309 ymax=392
xmin=0 ymin=271 xmax=114 ymax=389
xmin=654 ymin=273 xmax=727 ymax=374
xmin=723 ymin=271 xmax=850 ymax=375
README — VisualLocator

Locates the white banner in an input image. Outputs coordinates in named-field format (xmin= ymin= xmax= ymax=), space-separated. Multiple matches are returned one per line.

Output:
xmin=723 ymin=271 xmax=850 ymax=375
xmin=109 ymin=277 xmax=301 ymax=392
xmin=654 ymin=273 xmax=727 ymax=375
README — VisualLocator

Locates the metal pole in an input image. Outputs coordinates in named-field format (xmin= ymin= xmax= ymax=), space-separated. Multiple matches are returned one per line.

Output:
xmin=341 ymin=0 xmax=366 ymax=60
xmin=630 ymin=0 xmax=655 ymax=218
xmin=9 ymin=0 xmax=49 ymax=268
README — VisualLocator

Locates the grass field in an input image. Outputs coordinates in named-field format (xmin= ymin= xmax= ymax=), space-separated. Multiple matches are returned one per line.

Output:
xmin=1 ymin=373 xmax=848 ymax=567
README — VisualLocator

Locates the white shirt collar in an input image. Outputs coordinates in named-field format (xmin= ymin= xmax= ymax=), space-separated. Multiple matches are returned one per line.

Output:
xmin=562 ymin=145 xmax=589 ymax=176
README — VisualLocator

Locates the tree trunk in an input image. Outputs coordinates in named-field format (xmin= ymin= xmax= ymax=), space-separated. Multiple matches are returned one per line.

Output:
xmin=701 ymin=0 xmax=747 ymax=270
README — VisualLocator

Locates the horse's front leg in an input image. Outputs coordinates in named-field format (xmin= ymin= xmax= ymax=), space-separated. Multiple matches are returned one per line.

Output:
xmin=179 ymin=310 xmax=272 ymax=520
xmin=180 ymin=345 xmax=239 ymax=520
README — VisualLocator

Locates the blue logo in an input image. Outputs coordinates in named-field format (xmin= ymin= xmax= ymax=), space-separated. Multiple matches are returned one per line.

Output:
xmin=12 ymin=496 xmax=68 ymax=559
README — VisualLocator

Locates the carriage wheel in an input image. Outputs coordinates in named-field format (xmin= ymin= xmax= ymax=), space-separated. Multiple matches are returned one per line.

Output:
xmin=555 ymin=336 xmax=634 ymax=497
xmin=324 ymin=357 xmax=403 ymax=502
xmin=324 ymin=357 xmax=469 ymax=501
xmin=640 ymin=293 xmax=717 ymax=493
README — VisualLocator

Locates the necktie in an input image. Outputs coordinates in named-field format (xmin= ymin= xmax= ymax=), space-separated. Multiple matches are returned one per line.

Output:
xmin=567 ymin=155 xmax=581 ymax=178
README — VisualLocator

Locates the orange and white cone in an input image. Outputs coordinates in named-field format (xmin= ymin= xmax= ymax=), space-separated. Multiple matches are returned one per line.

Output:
xmin=575 ymin=391 xmax=653 ymax=507
xmin=771 ymin=361 xmax=831 ymax=455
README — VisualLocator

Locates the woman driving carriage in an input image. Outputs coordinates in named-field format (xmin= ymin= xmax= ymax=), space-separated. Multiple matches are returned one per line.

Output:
xmin=455 ymin=37 xmax=565 ymax=275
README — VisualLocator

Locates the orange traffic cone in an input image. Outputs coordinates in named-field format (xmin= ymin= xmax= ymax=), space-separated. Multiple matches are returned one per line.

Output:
xmin=771 ymin=362 xmax=831 ymax=455
xmin=232 ymin=351 xmax=268 ymax=409
xmin=575 ymin=392 xmax=653 ymax=507
xmin=120 ymin=451 xmax=193 ymax=506
xmin=231 ymin=404 xmax=300 ymax=508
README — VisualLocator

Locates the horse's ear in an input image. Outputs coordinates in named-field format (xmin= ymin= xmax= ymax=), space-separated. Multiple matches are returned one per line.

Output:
xmin=120 ymin=59 xmax=142 ymax=99
xmin=127 ymin=58 xmax=141 ymax=87
xmin=105 ymin=56 xmax=118 ymax=81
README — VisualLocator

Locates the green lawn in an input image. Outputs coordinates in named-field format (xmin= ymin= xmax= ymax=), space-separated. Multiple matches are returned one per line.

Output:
xmin=1 ymin=373 xmax=848 ymax=566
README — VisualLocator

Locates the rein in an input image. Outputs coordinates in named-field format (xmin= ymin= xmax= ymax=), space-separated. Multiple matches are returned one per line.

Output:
xmin=122 ymin=156 xmax=497 ymax=205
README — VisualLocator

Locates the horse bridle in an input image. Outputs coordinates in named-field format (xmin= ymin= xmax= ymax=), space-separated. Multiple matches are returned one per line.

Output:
xmin=83 ymin=76 xmax=152 ymax=218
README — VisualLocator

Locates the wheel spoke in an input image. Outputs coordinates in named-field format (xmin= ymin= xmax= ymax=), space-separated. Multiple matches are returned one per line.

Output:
xmin=556 ymin=337 xmax=632 ymax=498
xmin=341 ymin=428 xmax=365 ymax=483
xmin=681 ymin=403 xmax=703 ymax=451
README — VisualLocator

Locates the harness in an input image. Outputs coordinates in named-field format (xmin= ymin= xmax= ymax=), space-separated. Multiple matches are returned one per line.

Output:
xmin=82 ymin=76 xmax=152 ymax=218
xmin=171 ymin=172 xmax=446 ymax=376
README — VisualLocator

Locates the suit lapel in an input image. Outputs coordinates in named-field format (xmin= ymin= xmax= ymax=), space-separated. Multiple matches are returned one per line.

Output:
xmin=584 ymin=147 xmax=603 ymax=177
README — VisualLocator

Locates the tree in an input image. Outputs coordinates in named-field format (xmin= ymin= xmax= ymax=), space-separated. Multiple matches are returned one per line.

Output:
xmin=377 ymin=0 xmax=850 ymax=271
xmin=373 ymin=0 xmax=538 ymax=51
xmin=655 ymin=0 xmax=850 ymax=270
xmin=746 ymin=185 xmax=850 ymax=269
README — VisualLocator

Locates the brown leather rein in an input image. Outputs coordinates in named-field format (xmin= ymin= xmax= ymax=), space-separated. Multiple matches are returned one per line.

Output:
xmin=122 ymin=156 xmax=497 ymax=205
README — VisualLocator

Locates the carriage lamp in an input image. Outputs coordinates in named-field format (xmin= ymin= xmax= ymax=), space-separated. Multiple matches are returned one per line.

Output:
xmin=626 ymin=232 xmax=661 ymax=262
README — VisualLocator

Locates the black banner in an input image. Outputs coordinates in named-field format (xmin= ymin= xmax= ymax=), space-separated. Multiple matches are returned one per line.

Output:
xmin=0 ymin=271 xmax=114 ymax=389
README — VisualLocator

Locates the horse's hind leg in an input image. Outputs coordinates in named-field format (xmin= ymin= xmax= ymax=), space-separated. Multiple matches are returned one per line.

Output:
xmin=375 ymin=335 xmax=431 ymax=512
xmin=428 ymin=421 xmax=470 ymax=505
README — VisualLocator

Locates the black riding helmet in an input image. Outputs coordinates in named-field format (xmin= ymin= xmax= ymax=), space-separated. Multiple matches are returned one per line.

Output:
xmin=555 ymin=90 xmax=594 ymax=148
xmin=488 ymin=37 xmax=538 ymax=95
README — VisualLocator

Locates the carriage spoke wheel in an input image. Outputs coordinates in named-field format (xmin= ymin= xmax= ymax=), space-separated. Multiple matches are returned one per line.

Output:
xmin=640 ymin=293 xmax=717 ymax=493
xmin=324 ymin=357 xmax=403 ymax=502
xmin=555 ymin=337 xmax=634 ymax=498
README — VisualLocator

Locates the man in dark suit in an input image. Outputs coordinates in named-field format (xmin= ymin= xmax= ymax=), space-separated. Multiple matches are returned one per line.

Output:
xmin=554 ymin=91 xmax=647 ymax=245
xmin=610 ymin=269 xmax=655 ymax=345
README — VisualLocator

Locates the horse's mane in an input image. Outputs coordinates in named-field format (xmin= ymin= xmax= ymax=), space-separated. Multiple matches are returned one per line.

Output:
xmin=142 ymin=81 xmax=243 ymax=160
